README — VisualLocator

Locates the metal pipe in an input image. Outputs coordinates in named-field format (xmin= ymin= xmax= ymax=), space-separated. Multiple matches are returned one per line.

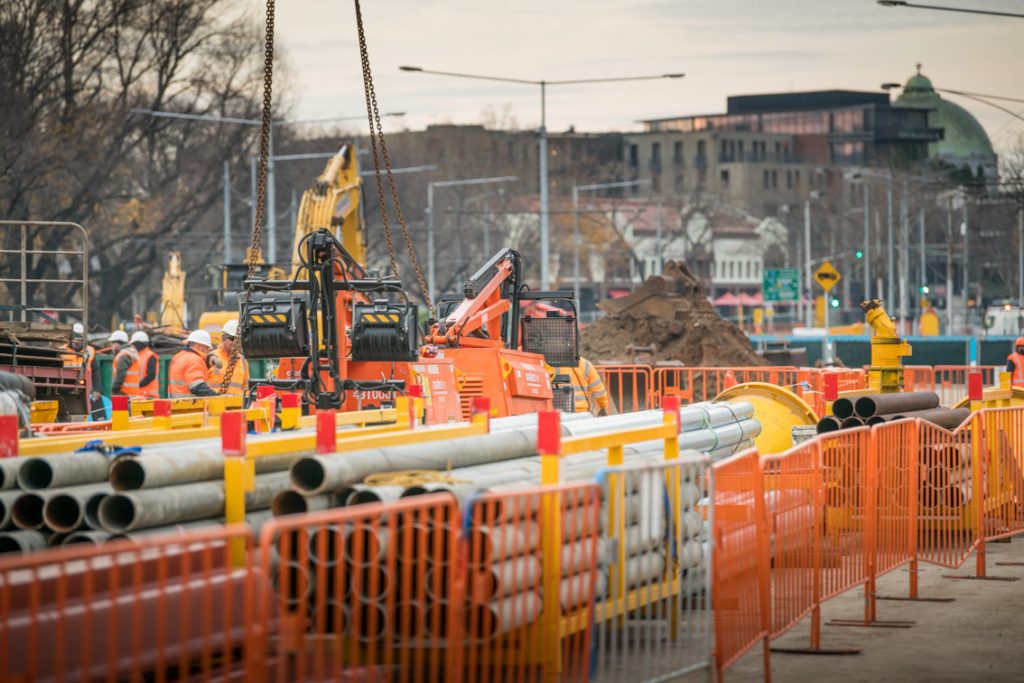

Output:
xmin=16 ymin=452 xmax=110 ymax=490
xmin=98 ymin=472 xmax=289 ymax=532
xmin=12 ymin=482 xmax=111 ymax=530
xmin=467 ymin=591 xmax=542 ymax=640
xmin=0 ymin=490 xmax=18 ymax=529
xmin=889 ymin=407 xmax=970 ymax=429
xmin=107 ymin=510 xmax=274 ymax=542
xmin=816 ymin=416 xmax=842 ymax=434
xmin=831 ymin=397 xmax=855 ymax=420
xmin=347 ymin=485 xmax=405 ymax=506
xmin=311 ymin=600 xmax=350 ymax=635
xmin=83 ymin=491 xmax=107 ymax=529
xmin=853 ymin=391 xmax=940 ymax=418
xmin=43 ymin=485 xmax=113 ymax=533
xmin=353 ymin=601 xmax=389 ymax=643
xmin=840 ymin=417 xmax=865 ymax=429
xmin=0 ymin=529 xmax=48 ymax=554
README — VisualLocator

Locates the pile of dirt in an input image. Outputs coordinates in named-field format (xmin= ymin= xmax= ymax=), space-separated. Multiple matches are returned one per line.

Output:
xmin=579 ymin=260 xmax=766 ymax=367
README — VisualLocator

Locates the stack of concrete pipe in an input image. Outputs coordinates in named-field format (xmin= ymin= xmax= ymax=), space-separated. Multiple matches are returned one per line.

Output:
xmin=817 ymin=391 xmax=969 ymax=433
xmin=919 ymin=443 xmax=972 ymax=510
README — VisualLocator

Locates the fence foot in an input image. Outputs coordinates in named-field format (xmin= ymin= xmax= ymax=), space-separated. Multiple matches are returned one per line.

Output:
xmin=875 ymin=595 xmax=955 ymax=603
xmin=770 ymin=646 xmax=862 ymax=656
xmin=826 ymin=619 xmax=914 ymax=629
xmin=994 ymin=562 xmax=1024 ymax=567
xmin=941 ymin=574 xmax=1020 ymax=582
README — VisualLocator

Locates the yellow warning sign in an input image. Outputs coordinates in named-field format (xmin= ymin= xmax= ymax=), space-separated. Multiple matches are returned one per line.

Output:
xmin=814 ymin=261 xmax=842 ymax=293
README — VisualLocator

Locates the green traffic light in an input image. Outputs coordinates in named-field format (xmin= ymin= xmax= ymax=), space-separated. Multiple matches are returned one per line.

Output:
xmin=855 ymin=250 xmax=863 ymax=259
xmin=830 ymin=298 xmax=840 ymax=308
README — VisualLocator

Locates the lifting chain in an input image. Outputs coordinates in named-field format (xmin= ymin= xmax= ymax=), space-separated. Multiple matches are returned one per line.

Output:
xmin=353 ymin=0 xmax=432 ymax=310
xmin=220 ymin=0 xmax=276 ymax=395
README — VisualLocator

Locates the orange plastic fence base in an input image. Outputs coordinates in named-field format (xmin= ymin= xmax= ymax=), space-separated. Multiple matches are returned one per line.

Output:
xmin=826 ymin=619 xmax=915 ymax=629
xmin=876 ymin=595 xmax=955 ymax=603
xmin=942 ymin=574 xmax=1020 ymax=581
xmin=771 ymin=646 xmax=863 ymax=655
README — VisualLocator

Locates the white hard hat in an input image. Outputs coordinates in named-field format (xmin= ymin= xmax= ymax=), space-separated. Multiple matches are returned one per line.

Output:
xmin=108 ymin=330 xmax=129 ymax=343
xmin=72 ymin=323 xmax=84 ymax=335
xmin=221 ymin=319 xmax=239 ymax=338
xmin=129 ymin=331 xmax=150 ymax=344
xmin=186 ymin=329 xmax=213 ymax=347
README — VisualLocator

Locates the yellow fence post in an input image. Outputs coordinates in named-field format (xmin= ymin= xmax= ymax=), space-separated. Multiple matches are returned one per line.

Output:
xmin=537 ymin=410 xmax=563 ymax=682
xmin=222 ymin=409 xmax=253 ymax=567
xmin=111 ymin=395 xmax=130 ymax=430
xmin=279 ymin=393 xmax=300 ymax=430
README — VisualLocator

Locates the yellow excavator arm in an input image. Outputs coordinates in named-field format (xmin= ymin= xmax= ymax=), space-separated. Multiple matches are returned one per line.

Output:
xmin=290 ymin=144 xmax=365 ymax=277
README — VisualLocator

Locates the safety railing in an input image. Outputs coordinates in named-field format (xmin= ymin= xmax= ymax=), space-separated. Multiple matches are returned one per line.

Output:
xmin=712 ymin=405 xmax=1024 ymax=681
xmin=0 ymin=524 xmax=261 ymax=683
xmin=594 ymin=364 xmax=655 ymax=413
xmin=934 ymin=365 xmax=1000 ymax=407
xmin=653 ymin=366 xmax=802 ymax=407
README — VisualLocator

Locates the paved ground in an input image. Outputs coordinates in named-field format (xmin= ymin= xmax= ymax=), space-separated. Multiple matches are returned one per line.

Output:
xmin=727 ymin=538 xmax=1024 ymax=682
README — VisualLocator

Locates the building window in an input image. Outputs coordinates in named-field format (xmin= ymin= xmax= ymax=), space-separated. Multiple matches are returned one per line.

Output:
xmin=774 ymin=141 xmax=782 ymax=159
xmin=652 ymin=142 xmax=661 ymax=163
xmin=794 ymin=170 xmax=801 ymax=187
xmin=652 ymin=173 xmax=661 ymax=194
xmin=763 ymin=169 xmax=770 ymax=189
xmin=720 ymin=139 xmax=728 ymax=159
xmin=737 ymin=140 xmax=744 ymax=159
xmin=629 ymin=144 xmax=638 ymax=168
xmin=771 ymin=170 xmax=778 ymax=189
xmin=675 ymin=173 xmax=684 ymax=194
xmin=673 ymin=141 xmax=683 ymax=165
xmin=697 ymin=140 xmax=707 ymax=166
xmin=728 ymin=262 xmax=734 ymax=279
xmin=720 ymin=169 xmax=730 ymax=188
xmin=786 ymin=170 xmax=793 ymax=190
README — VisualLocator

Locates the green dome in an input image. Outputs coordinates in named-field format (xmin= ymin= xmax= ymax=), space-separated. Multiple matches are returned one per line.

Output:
xmin=893 ymin=65 xmax=996 ymax=162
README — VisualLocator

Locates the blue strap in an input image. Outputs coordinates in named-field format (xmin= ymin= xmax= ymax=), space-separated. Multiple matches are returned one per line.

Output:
xmin=110 ymin=446 xmax=142 ymax=458
xmin=74 ymin=440 xmax=105 ymax=453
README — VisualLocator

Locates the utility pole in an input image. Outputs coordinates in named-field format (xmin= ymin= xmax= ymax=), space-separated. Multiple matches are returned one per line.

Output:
xmin=899 ymin=184 xmax=909 ymax=333
xmin=1019 ymin=206 xmax=1024 ymax=304
xmin=223 ymin=161 xmax=231 ymax=263
xmin=919 ymin=206 xmax=926 ymax=314
xmin=962 ymin=193 xmax=969 ymax=331
xmin=804 ymin=199 xmax=812 ymax=327
xmin=887 ymin=173 xmax=894 ymax=309
xmin=863 ymin=183 xmax=871 ymax=300
xmin=946 ymin=198 xmax=954 ymax=332
xmin=656 ymin=197 xmax=664 ymax=275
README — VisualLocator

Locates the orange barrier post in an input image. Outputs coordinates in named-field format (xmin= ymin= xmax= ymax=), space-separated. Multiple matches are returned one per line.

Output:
xmin=0 ymin=414 xmax=17 ymax=457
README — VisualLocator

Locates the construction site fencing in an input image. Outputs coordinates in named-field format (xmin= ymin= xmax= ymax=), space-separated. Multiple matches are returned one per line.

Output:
xmin=591 ymin=457 xmax=713 ymax=682
xmin=934 ymin=365 xmax=1000 ymax=407
xmin=0 ymin=523 xmax=261 ymax=683
xmin=653 ymin=366 xmax=802 ymax=407
xmin=712 ymin=405 xmax=1024 ymax=681
xmin=595 ymin=365 xmax=655 ymax=413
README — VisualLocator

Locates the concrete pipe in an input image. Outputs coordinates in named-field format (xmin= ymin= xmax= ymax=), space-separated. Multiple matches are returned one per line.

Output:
xmin=423 ymin=563 xmax=453 ymax=602
xmin=561 ymin=570 xmax=608 ymax=611
xmin=106 ymin=510 xmax=275 ymax=543
xmin=0 ymin=489 xmax=18 ymax=529
xmin=0 ymin=459 xmax=19 ymax=491
xmin=466 ymin=591 xmax=542 ymax=640
xmin=98 ymin=471 xmax=289 ymax=532
xmin=831 ymin=398 xmax=856 ymax=420
xmin=617 ymin=550 xmax=668 ymax=590
xmin=350 ymin=565 xmax=391 ymax=601
xmin=344 ymin=525 xmax=390 ymax=567
xmin=271 ymin=559 xmax=312 ymax=610
xmin=290 ymin=428 xmax=541 ymax=496
xmin=346 ymin=485 xmax=405 ymax=506
xmin=62 ymin=530 xmax=114 ymax=545
xmin=17 ymin=452 xmax=110 ymax=490
xmin=82 ymin=491 xmax=108 ymax=529
xmin=43 ymin=484 xmax=113 ymax=533
xmin=890 ymin=407 xmax=970 ymax=430
xmin=392 ymin=601 xmax=424 ymax=639
xmin=108 ymin=448 xmax=305 ymax=491
xmin=816 ymin=416 xmax=842 ymax=434
xmin=47 ymin=532 xmax=68 ymax=546
xmin=470 ymin=554 xmax=541 ymax=602
xmin=854 ymin=392 xmax=940 ymax=419
xmin=840 ymin=417 xmax=866 ymax=429
xmin=12 ymin=482 xmax=111 ymax=531
xmin=0 ymin=529 xmax=48 ymax=554
xmin=424 ymin=601 xmax=452 ymax=639
xmin=271 ymin=491 xmax=338 ymax=517
xmin=308 ymin=525 xmax=346 ymax=568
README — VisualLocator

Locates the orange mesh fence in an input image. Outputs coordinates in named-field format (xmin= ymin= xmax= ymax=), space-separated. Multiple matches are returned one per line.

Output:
xmin=978 ymin=407 xmax=1024 ymax=543
xmin=870 ymin=420 xmax=914 ymax=579
xmin=711 ymin=450 xmax=769 ymax=680
xmin=934 ymin=365 xmax=999 ymax=407
xmin=0 ymin=525 xmax=261 ymax=683
xmin=816 ymin=428 xmax=871 ymax=601
xmin=902 ymin=366 xmax=936 ymax=393
xmin=596 ymin=365 xmax=654 ymax=413
xmin=913 ymin=416 xmax=979 ymax=569
xmin=653 ymin=367 xmax=801 ymax=407
xmin=253 ymin=493 xmax=461 ymax=683
xmin=760 ymin=440 xmax=822 ymax=638
xmin=799 ymin=369 xmax=868 ymax=417
xmin=463 ymin=482 xmax=601 ymax=683
xmin=592 ymin=457 xmax=713 ymax=681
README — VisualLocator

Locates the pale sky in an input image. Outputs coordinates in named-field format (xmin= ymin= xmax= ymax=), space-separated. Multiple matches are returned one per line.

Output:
xmin=254 ymin=0 xmax=1024 ymax=155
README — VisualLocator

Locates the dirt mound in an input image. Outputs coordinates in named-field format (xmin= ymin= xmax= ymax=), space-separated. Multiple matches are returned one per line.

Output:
xmin=580 ymin=261 xmax=765 ymax=367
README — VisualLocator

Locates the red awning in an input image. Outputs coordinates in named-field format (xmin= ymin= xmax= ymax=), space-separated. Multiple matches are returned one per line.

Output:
xmin=713 ymin=292 xmax=740 ymax=306
xmin=737 ymin=292 xmax=763 ymax=306
xmin=608 ymin=289 xmax=631 ymax=299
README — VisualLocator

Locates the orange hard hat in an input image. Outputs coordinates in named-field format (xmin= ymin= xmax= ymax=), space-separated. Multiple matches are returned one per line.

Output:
xmin=1016 ymin=337 xmax=1024 ymax=347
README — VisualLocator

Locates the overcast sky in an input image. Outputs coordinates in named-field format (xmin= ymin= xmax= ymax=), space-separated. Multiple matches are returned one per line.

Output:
xmin=254 ymin=0 xmax=1024 ymax=154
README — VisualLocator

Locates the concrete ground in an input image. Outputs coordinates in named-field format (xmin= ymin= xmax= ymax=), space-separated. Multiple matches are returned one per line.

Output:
xmin=727 ymin=538 xmax=1024 ymax=683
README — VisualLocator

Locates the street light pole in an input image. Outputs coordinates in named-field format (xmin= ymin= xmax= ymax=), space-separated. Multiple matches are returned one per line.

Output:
xmin=1019 ymin=206 xmax=1024 ymax=305
xmin=398 ymin=66 xmax=683 ymax=289
xmin=223 ymin=161 xmax=231 ymax=263
xmin=877 ymin=1 xmax=1024 ymax=18
xmin=427 ymin=175 xmax=518 ymax=303
xmin=887 ymin=173 xmax=894 ymax=310
xmin=804 ymin=199 xmax=812 ymax=327
xmin=864 ymin=183 xmax=871 ymax=300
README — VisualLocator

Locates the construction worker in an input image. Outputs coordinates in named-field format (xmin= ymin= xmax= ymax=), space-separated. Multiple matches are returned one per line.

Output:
xmin=63 ymin=323 xmax=102 ymax=416
xmin=121 ymin=331 xmax=160 ymax=398
xmin=1006 ymin=337 xmax=1024 ymax=387
xmin=168 ymin=330 xmax=217 ymax=398
xmin=108 ymin=330 xmax=136 ymax=396
xmin=558 ymin=356 xmax=610 ymax=416
xmin=207 ymin=320 xmax=249 ymax=396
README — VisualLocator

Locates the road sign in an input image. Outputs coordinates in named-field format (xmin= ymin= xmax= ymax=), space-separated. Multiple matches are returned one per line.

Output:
xmin=763 ymin=268 xmax=800 ymax=302
xmin=814 ymin=261 xmax=842 ymax=293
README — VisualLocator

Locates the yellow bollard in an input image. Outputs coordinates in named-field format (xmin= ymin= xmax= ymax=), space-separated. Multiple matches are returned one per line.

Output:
xmin=221 ymin=410 xmax=254 ymax=567
xmin=111 ymin=396 xmax=130 ymax=430
xmin=536 ymin=410 xmax=563 ymax=682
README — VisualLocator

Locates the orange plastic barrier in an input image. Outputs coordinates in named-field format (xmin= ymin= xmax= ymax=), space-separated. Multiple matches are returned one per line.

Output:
xmin=934 ymin=365 xmax=999 ymax=407
xmin=711 ymin=450 xmax=769 ymax=681
xmin=0 ymin=525 xmax=262 ymax=683
xmin=901 ymin=365 xmax=936 ymax=393
xmin=654 ymin=367 xmax=802 ymax=407
xmin=979 ymin=407 xmax=1024 ymax=543
xmin=595 ymin=364 xmax=654 ymax=413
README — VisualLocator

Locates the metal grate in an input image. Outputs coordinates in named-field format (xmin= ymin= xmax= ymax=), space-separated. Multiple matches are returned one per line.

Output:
xmin=552 ymin=384 xmax=575 ymax=413
xmin=520 ymin=316 xmax=578 ymax=367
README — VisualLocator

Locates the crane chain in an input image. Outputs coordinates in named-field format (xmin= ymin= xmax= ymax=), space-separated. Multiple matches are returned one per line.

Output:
xmin=353 ymin=0 xmax=432 ymax=310
xmin=220 ymin=0 xmax=275 ymax=396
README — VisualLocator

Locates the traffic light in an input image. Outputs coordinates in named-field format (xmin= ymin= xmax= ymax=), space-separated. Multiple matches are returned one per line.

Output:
xmin=855 ymin=250 xmax=863 ymax=259
xmin=830 ymin=297 xmax=840 ymax=309
xmin=920 ymin=286 xmax=930 ymax=294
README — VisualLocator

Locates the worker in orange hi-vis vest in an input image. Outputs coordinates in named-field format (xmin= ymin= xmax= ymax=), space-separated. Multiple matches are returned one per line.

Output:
xmin=208 ymin=319 xmax=249 ymax=396
xmin=1006 ymin=337 xmax=1024 ymax=388
xmin=168 ymin=330 xmax=217 ymax=398
xmin=121 ymin=331 xmax=159 ymax=398
xmin=557 ymin=356 xmax=610 ymax=416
